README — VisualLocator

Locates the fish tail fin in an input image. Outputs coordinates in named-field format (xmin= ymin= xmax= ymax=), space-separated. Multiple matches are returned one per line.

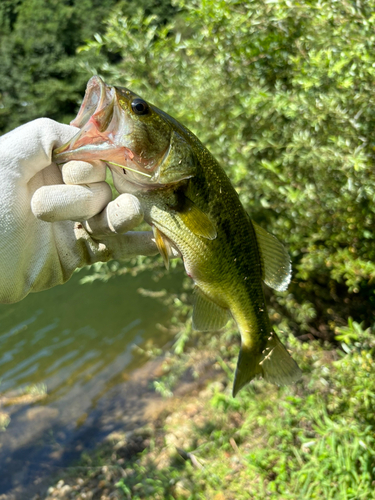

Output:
xmin=232 ymin=345 xmax=263 ymax=397
xmin=232 ymin=331 xmax=302 ymax=397
xmin=260 ymin=331 xmax=302 ymax=386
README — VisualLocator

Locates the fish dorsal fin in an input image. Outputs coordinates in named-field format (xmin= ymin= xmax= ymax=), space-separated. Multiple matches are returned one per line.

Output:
xmin=192 ymin=286 xmax=230 ymax=331
xmin=251 ymin=221 xmax=291 ymax=292
xmin=152 ymin=226 xmax=173 ymax=270
xmin=232 ymin=331 xmax=302 ymax=396
xmin=177 ymin=195 xmax=217 ymax=240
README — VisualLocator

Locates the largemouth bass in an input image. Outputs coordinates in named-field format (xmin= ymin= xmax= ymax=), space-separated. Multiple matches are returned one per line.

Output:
xmin=54 ymin=76 xmax=301 ymax=395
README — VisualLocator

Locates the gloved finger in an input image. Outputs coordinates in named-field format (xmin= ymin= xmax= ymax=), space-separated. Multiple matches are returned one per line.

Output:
xmin=102 ymin=231 xmax=159 ymax=259
xmin=62 ymin=160 xmax=107 ymax=185
xmin=84 ymin=193 xmax=144 ymax=238
xmin=0 ymin=118 xmax=79 ymax=181
xmin=31 ymin=182 xmax=112 ymax=222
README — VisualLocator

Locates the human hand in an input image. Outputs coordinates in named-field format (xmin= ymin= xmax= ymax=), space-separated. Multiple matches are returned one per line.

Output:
xmin=0 ymin=118 xmax=157 ymax=303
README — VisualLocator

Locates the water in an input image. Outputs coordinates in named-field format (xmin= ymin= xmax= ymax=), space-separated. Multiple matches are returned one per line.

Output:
xmin=0 ymin=265 xmax=183 ymax=498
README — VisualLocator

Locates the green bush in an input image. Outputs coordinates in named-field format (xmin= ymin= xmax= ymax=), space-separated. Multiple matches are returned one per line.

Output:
xmin=0 ymin=0 xmax=176 ymax=133
xmin=80 ymin=0 xmax=375 ymax=338
xmin=78 ymin=324 xmax=375 ymax=499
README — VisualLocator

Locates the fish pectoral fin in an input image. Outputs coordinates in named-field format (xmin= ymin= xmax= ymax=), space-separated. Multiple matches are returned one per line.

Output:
xmin=152 ymin=226 xmax=173 ymax=270
xmin=177 ymin=196 xmax=217 ymax=240
xmin=251 ymin=220 xmax=291 ymax=292
xmin=259 ymin=331 xmax=302 ymax=386
xmin=192 ymin=286 xmax=230 ymax=331
xmin=232 ymin=332 xmax=302 ymax=397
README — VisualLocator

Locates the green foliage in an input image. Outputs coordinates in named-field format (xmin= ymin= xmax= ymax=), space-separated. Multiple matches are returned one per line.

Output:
xmin=80 ymin=0 xmax=375 ymax=337
xmin=96 ymin=286 xmax=375 ymax=498
xmin=0 ymin=0 xmax=116 ymax=132
xmin=0 ymin=0 xmax=176 ymax=133
xmin=55 ymin=326 xmax=375 ymax=499
xmin=158 ymin=332 xmax=375 ymax=498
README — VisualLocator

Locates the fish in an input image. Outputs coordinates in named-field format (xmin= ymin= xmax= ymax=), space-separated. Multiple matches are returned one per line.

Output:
xmin=53 ymin=76 xmax=302 ymax=396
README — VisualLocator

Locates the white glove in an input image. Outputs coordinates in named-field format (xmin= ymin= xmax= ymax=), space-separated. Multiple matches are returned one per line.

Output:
xmin=0 ymin=118 xmax=157 ymax=304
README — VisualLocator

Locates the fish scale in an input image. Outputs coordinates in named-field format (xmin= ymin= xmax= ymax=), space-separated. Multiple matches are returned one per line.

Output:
xmin=131 ymin=141 xmax=286 ymax=394
xmin=53 ymin=76 xmax=302 ymax=395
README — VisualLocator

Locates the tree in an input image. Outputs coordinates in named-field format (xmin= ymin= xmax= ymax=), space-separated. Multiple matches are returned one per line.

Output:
xmin=0 ymin=0 xmax=176 ymax=133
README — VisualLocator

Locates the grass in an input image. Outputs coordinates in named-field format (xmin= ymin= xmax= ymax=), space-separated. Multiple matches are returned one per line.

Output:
xmin=44 ymin=317 xmax=375 ymax=500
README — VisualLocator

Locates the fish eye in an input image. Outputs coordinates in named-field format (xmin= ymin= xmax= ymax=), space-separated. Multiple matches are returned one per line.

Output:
xmin=131 ymin=98 xmax=150 ymax=116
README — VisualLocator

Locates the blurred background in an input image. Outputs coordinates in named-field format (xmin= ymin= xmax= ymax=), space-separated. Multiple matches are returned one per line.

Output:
xmin=1 ymin=0 xmax=375 ymax=498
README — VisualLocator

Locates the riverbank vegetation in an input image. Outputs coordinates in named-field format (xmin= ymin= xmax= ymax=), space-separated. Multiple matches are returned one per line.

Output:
xmin=80 ymin=0 xmax=375 ymax=339
xmin=3 ymin=0 xmax=375 ymax=497
xmin=44 ymin=312 xmax=375 ymax=499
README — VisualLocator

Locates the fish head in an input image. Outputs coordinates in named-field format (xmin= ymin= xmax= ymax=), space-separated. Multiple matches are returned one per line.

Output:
xmin=53 ymin=76 xmax=197 ymax=188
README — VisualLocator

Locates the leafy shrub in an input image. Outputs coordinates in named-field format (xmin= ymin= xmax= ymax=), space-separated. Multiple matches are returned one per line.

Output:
xmin=0 ymin=0 xmax=176 ymax=133
xmin=80 ymin=0 xmax=375 ymax=338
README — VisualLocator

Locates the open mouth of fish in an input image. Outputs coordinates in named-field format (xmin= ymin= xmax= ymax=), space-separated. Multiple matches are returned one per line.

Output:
xmin=53 ymin=77 xmax=156 ymax=185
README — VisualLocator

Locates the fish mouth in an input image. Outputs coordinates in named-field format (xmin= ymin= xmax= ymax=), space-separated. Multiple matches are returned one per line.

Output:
xmin=53 ymin=76 xmax=154 ymax=184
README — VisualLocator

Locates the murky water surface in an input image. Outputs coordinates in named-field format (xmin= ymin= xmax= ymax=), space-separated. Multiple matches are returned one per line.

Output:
xmin=0 ymin=265 xmax=183 ymax=498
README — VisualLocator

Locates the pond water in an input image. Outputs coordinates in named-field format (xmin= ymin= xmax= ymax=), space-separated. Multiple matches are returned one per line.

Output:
xmin=0 ymin=264 xmax=184 ymax=498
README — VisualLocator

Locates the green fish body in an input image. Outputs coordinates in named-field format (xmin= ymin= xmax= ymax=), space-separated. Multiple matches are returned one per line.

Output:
xmin=54 ymin=76 xmax=301 ymax=395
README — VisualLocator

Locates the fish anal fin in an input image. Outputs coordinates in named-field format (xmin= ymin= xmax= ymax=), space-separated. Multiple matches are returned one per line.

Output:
xmin=251 ymin=220 xmax=291 ymax=292
xmin=152 ymin=226 xmax=172 ymax=270
xmin=176 ymin=195 xmax=217 ymax=240
xmin=232 ymin=332 xmax=302 ymax=397
xmin=192 ymin=286 xmax=229 ymax=331
xmin=260 ymin=331 xmax=302 ymax=386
